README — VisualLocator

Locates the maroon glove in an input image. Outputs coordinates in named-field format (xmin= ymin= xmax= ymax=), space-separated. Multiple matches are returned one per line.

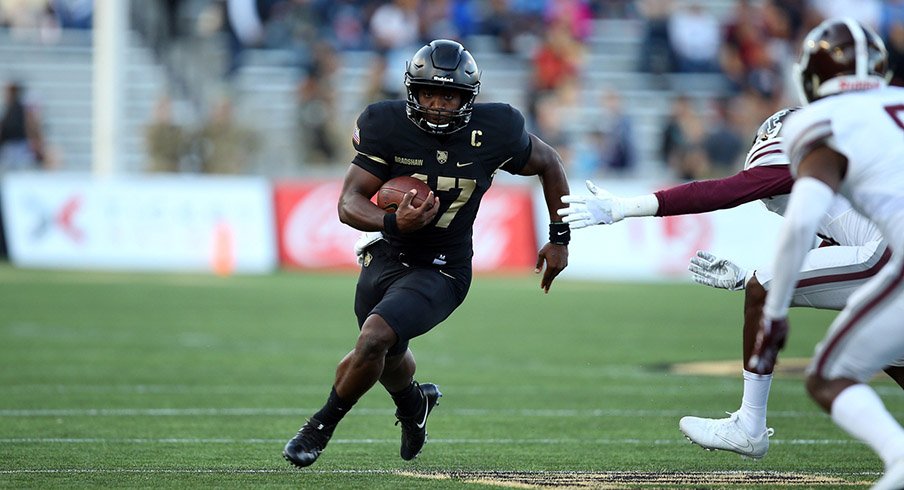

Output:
xmin=748 ymin=317 xmax=789 ymax=375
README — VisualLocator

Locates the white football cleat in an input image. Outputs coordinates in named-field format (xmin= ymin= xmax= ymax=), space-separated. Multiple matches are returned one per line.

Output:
xmin=679 ymin=411 xmax=774 ymax=459
xmin=872 ymin=457 xmax=904 ymax=490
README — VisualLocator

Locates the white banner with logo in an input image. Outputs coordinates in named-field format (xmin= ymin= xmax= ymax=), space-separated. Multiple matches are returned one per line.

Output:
xmin=1 ymin=172 xmax=277 ymax=274
xmin=539 ymin=180 xmax=785 ymax=282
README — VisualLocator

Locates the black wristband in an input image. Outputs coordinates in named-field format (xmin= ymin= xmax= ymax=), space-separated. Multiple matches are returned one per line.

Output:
xmin=383 ymin=212 xmax=400 ymax=236
xmin=549 ymin=221 xmax=570 ymax=245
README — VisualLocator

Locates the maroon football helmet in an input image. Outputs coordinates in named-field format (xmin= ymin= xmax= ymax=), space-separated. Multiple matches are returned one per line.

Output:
xmin=794 ymin=18 xmax=890 ymax=104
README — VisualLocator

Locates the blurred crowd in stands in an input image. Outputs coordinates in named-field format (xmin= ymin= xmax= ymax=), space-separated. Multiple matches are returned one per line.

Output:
xmin=145 ymin=93 xmax=260 ymax=174
xmin=1 ymin=0 xmax=904 ymax=181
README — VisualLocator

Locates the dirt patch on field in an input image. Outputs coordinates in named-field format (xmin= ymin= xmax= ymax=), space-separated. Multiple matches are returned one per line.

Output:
xmin=664 ymin=357 xmax=812 ymax=377
xmin=402 ymin=470 xmax=863 ymax=488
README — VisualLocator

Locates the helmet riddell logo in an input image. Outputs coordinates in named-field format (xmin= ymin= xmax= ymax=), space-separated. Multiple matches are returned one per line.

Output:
xmin=839 ymin=79 xmax=882 ymax=91
xmin=433 ymin=76 xmax=454 ymax=82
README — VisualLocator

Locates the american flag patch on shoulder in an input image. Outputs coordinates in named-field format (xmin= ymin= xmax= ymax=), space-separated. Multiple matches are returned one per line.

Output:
xmin=352 ymin=125 xmax=360 ymax=145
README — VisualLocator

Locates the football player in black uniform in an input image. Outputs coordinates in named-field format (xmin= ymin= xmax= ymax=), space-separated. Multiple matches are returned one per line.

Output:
xmin=283 ymin=39 xmax=571 ymax=467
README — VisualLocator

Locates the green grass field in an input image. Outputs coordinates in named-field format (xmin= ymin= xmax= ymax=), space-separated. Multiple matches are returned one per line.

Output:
xmin=0 ymin=264 xmax=899 ymax=488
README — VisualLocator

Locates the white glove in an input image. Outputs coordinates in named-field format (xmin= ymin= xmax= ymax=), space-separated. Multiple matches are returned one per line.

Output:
xmin=354 ymin=231 xmax=384 ymax=264
xmin=558 ymin=180 xmax=626 ymax=229
xmin=688 ymin=250 xmax=748 ymax=291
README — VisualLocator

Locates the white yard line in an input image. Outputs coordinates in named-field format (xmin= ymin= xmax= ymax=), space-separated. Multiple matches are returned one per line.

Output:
xmin=0 ymin=436 xmax=862 ymax=445
xmin=0 ymin=468 xmax=882 ymax=478
xmin=0 ymin=407 xmax=863 ymax=417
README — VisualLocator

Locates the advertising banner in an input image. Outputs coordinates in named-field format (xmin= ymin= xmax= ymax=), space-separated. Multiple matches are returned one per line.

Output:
xmin=274 ymin=180 xmax=537 ymax=272
xmin=1 ymin=173 xmax=277 ymax=274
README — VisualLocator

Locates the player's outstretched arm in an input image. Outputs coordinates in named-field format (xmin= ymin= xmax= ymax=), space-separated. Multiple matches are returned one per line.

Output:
xmin=559 ymin=166 xmax=795 ymax=229
xmin=519 ymin=134 xmax=569 ymax=293
xmin=558 ymin=180 xmax=658 ymax=228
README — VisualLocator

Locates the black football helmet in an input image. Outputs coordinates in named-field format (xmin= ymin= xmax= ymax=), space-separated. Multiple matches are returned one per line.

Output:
xmin=794 ymin=18 xmax=890 ymax=104
xmin=405 ymin=39 xmax=480 ymax=134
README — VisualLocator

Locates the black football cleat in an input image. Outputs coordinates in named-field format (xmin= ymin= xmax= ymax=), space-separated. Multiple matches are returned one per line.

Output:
xmin=395 ymin=382 xmax=442 ymax=460
xmin=283 ymin=418 xmax=335 ymax=468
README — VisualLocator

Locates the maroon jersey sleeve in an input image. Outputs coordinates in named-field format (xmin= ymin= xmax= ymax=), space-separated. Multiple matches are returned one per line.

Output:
xmin=654 ymin=166 xmax=794 ymax=216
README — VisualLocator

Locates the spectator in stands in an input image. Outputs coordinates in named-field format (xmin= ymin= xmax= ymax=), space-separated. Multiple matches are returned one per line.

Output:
xmin=529 ymin=20 xmax=583 ymax=123
xmin=660 ymin=94 xmax=709 ymax=180
xmin=144 ymin=94 xmax=187 ymax=173
xmin=0 ymin=81 xmax=48 ymax=172
xmin=717 ymin=1 xmax=783 ymax=100
xmin=765 ymin=0 xmax=804 ymax=40
xmin=479 ymin=0 xmax=519 ymax=53
xmin=363 ymin=54 xmax=398 ymax=102
xmin=719 ymin=41 xmax=748 ymax=94
xmin=667 ymin=2 xmax=720 ymax=73
xmin=703 ymin=96 xmax=744 ymax=176
xmin=419 ymin=0 xmax=459 ymax=41
xmin=370 ymin=0 xmax=420 ymax=103
xmin=636 ymin=0 xmax=674 ymax=74
xmin=0 ymin=0 xmax=59 ymax=41
xmin=297 ymin=42 xmax=341 ymax=165
xmin=744 ymin=47 xmax=782 ymax=99
xmin=722 ymin=0 xmax=767 ymax=80
xmin=570 ymin=128 xmax=604 ymax=180
xmin=545 ymin=0 xmax=593 ymax=43
xmin=760 ymin=0 xmax=798 ymax=96
xmin=447 ymin=0 xmax=477 ymax=40
xmin=509 ymin=0 xmax=547 ymax=44
xmin=594 ymin=88 xmax=636 ymax=176
xmin=325 ymin=0 xmax=368 ymax=51
xmin=194 ymin=96 xmax=259 ymax=174
xmin=532 ymin=92 xmax=571 ymax=165
xmin=0 ymin=80 xmax=51 ymax=261
xmin=53 ymin=0 xmax=93 ymax=30
xmin=592 ymin=0 xmax=633 ymax=18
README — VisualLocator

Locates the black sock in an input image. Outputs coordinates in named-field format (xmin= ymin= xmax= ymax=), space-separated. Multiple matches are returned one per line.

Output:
xmin=390 ymin=381 xmax=423 ymax=417
xmin=312 ymin=386 xmax=354 ymax=426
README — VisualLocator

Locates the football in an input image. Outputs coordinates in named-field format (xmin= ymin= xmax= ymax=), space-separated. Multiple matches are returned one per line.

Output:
xmin=377 ymin=176 xmax=432 ymax=212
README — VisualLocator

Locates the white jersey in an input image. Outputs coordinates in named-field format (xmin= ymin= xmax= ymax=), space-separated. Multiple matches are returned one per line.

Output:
xmin=744 ymin=105 xmax=886 ymax=311
xmin=780 ymin=86 xmax=904 ymax=381
xmin=744 ymin=108 xmax=882 ymax=248
xmin=784 ymin=86 xmax=904 ymax=253
xmin=744 ymin=107 xmax=793 ymax=216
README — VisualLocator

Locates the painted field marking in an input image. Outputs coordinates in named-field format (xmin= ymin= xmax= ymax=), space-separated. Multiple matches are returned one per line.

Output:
xmin=0 ymin=407 xmax=877 ymax=418
xmin=0 ymin=436 xmax=864 ymax=446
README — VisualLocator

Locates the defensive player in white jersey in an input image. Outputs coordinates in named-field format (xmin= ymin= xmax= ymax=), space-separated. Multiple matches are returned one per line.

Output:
xmin=558 ymin=106 xmax=900 ymax=459
xmin=749 ymin=18 xmax=904 ymax=490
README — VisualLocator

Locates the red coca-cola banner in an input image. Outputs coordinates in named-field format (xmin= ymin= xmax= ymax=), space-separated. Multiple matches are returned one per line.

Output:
xmin=273 ymin=180 xmax=536 ymax=271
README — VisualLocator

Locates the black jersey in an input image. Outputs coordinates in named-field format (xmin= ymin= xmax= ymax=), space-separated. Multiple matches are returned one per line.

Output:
xmin=352 ymin=100 xmax=532 ymax=267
